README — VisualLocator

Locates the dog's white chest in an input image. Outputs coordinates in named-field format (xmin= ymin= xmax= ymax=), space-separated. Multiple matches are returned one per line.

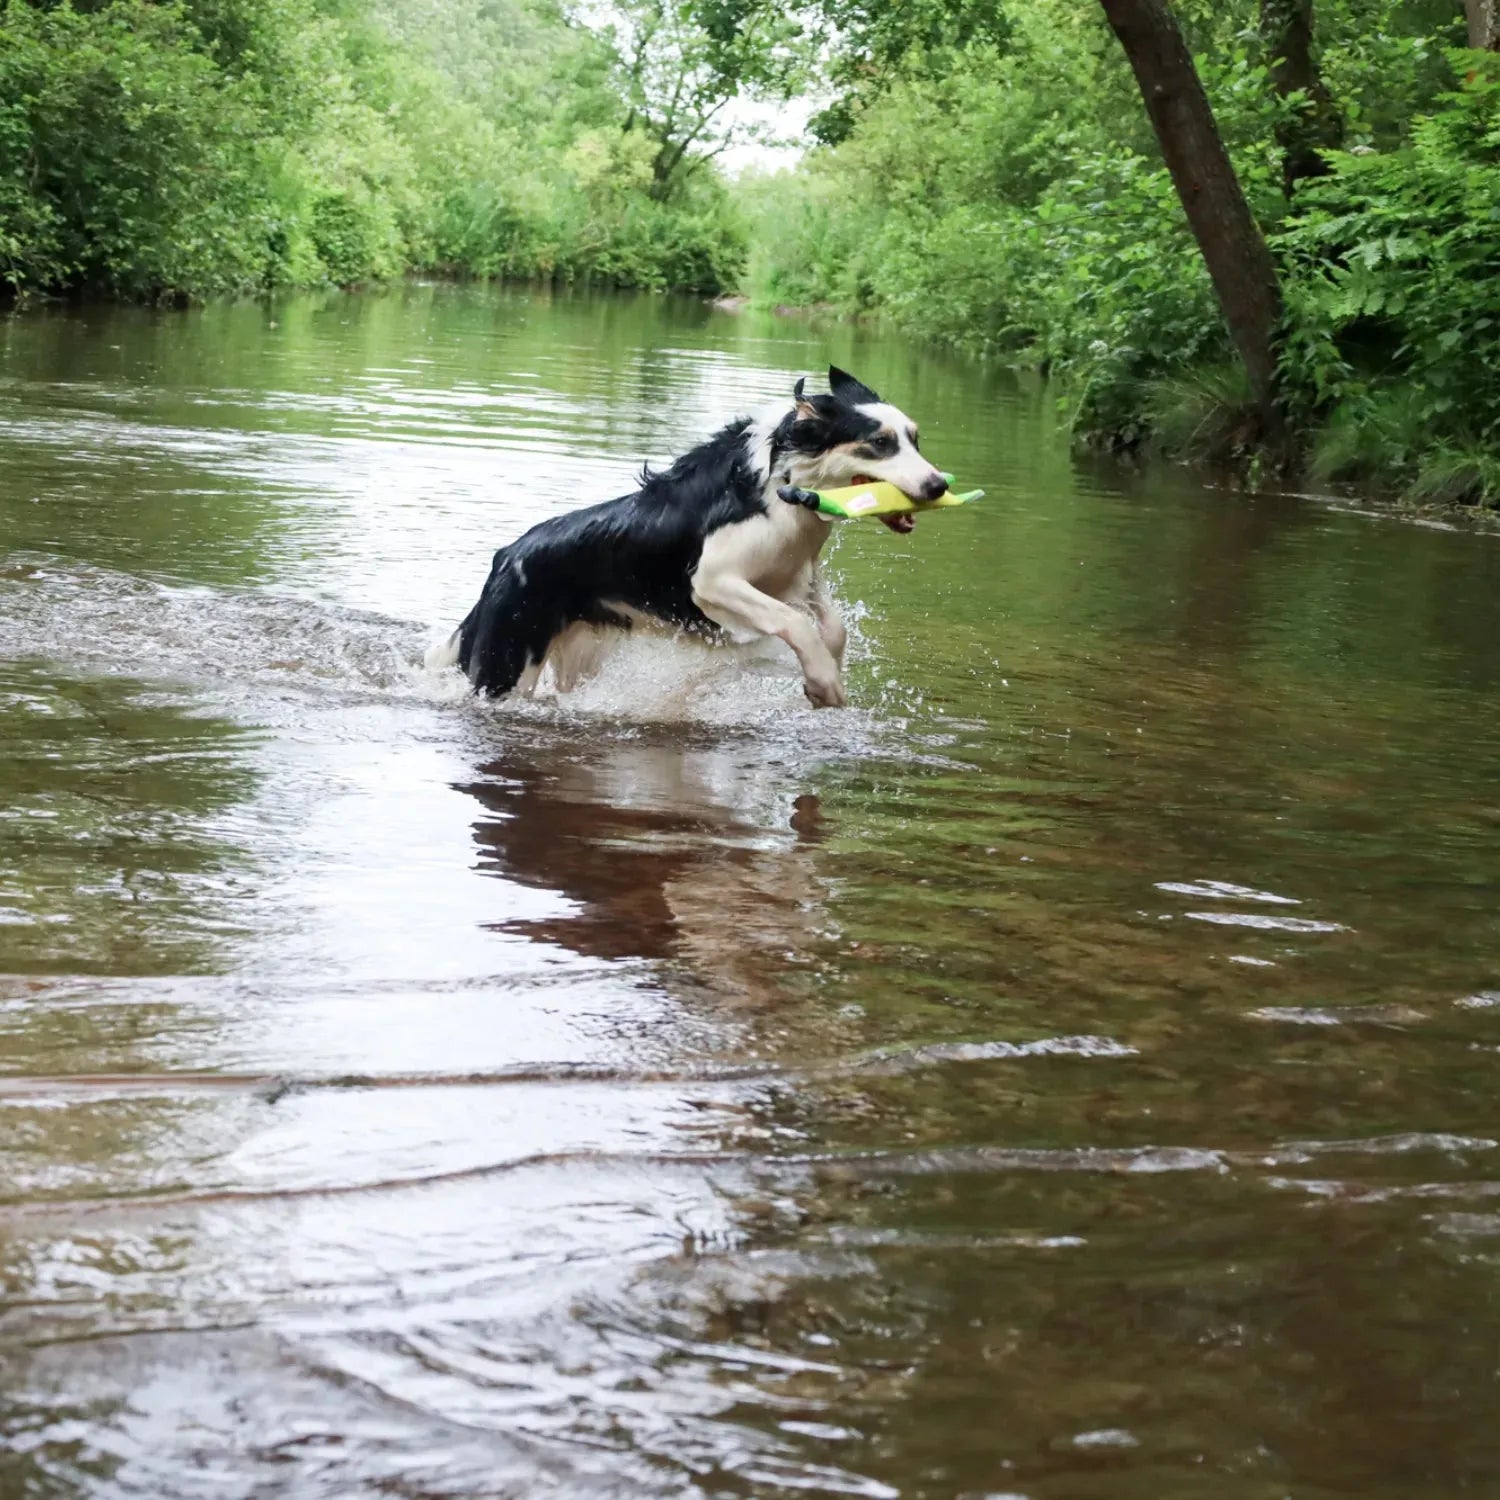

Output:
xmin=697 ymin=502 xmax=829 ymax=605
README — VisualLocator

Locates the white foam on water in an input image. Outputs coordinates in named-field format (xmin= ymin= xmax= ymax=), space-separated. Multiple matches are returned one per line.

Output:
xmin=1245 ymin=1005 xmax=1426 ymax=1026
xmin=1071 ymin=1429 xmax=1140 ymax=1450
xmin=1156 ymin=879 xmax=1300 ymax=905
xmin=528 ymin=630 xmax=806 ymax=724
xmin=1456 ymin=991 xmax=1500 ymax=1010
xmin=1185 ymin=911 xmax=1346 ymax=933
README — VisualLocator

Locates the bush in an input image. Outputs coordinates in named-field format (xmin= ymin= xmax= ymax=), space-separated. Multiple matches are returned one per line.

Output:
xmin=1277 ymin=55 xmax=1500 ymax=494
xmin=0 ymin=1 xmax=277 ymax=298
xmin=737 ymin=18 xmax=1225 ymax=378
xmin=309 ymin=191 xmax=397 ymax=285
xmin=0 ymin=0 xmax=749 ymax=301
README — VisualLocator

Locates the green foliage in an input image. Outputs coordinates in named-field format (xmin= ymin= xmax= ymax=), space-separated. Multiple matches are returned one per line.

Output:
xmin=805 ymin=0 xmax=1012 ymax=144
xmin=1277 ymin=55 xmax=1500 ymax=498
xmin=746 ymin=0 xmax=1500 ymax=499
xmin=1137 ymin=363 xmax=1258 ymax=460
xmin=604 ymin=0 xmax=812 ymax=201
xmin=9 ymin=0 xmax=1498 ymax=503
xmin=741 ymin=7 xmax=1226 ymax=421
xmin=307 ymin=191 xmax=396 ymax=286
xmin=1406 ymin=443 xmax=1500 ymax=507
xmin=0 ymin=0 xmax=769 ymax=301
xmin=0 ymin=1 xmax=277 ymax=297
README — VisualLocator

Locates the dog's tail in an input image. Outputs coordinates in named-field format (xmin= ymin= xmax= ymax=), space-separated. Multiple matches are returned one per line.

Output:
xmin=451 ymin=548 xmax=548 ymax=697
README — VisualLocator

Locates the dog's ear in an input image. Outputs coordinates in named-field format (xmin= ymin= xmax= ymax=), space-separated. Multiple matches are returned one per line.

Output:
xmin=828 ymin=365 xmax=882 ymax=406
xmin=792 ymin=375 xmax=818 ymax=421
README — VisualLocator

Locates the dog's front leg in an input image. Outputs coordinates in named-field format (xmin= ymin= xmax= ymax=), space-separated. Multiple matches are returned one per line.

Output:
xmin=692 ymin=571 xmax=846 ymax=708
xmin=810 ymin=576 xmax=847 ymax=672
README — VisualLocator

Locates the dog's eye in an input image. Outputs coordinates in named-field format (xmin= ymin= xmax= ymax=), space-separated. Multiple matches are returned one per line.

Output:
xmin=909 ymin=427 xmax=920 ymax=450
xmin=855 ymin=433 xmax=899 ymax=460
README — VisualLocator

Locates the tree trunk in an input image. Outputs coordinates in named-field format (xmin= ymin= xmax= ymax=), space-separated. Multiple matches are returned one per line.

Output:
xmin=1098 ymin=0 xmax=1285 ymax=441
xmin=1259 ymin=0 xmax=1343 ymax=196
xmin=1466 ymin=0 xmax=1500 ymax=50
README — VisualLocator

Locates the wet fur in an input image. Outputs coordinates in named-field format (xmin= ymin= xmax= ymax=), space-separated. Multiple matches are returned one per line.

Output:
xmin=430 ymin=366 xmax=945 ymax=705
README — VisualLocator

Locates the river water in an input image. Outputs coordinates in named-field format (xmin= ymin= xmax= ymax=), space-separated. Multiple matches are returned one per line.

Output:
xmin=2 ymin=285 xmax=1499 ymax=1499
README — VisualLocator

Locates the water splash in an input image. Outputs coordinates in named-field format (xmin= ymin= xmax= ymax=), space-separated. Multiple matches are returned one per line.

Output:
xmin=1 ymin=554 xmax=914 ymax=745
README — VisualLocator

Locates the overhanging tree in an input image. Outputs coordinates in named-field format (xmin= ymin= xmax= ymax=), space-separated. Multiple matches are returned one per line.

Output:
xmin=1098 ymin=0 xmax=1286 ymax=441
xmin=1259 ymin=0 xmax=1343 ymax=197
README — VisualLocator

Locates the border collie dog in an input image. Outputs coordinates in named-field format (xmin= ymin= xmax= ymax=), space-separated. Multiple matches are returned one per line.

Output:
xmin=426 ymin=366 xmax=948 ymax=708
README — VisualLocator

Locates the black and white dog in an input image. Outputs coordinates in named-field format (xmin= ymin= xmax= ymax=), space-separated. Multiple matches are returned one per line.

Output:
xmin=426 ymin=366 xmax=948 ymax=708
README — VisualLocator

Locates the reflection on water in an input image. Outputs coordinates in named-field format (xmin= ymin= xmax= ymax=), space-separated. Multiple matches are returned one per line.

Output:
xmin=2 ymin=284 xmax=1500 ymax=1498
xmin=462 ymin=738 xmax=828 ymax=993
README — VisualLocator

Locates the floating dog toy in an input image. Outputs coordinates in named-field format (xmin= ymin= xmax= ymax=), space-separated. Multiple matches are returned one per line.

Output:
xmin=776 ymin=473 xmax=983 ymax=519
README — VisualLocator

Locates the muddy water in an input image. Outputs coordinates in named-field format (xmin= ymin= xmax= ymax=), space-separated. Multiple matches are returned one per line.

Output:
xmin=2 ymin=285 xmax=1499 ymax=1499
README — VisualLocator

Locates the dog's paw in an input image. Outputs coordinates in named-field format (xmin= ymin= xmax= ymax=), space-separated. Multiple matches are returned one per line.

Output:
xmin=803 ymin=673 xmax=847 ymax=709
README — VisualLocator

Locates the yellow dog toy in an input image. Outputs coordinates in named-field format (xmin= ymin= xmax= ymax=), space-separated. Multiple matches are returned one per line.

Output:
xmin=777 ymin=473 xmax=983 ymax=519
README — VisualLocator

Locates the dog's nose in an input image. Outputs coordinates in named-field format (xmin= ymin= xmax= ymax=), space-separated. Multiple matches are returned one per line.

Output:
xmin=921 ymin=473 xmax=949 ymax=500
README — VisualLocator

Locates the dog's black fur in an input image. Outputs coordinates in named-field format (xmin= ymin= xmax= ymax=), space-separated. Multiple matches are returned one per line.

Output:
xmin=444 ymin=366 xmax=910 ymax=698
xmin=454 ymin=425 xmax=752 ymax=695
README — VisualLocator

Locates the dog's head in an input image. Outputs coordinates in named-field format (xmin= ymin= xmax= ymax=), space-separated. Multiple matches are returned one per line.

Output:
xmin=777 ymin=366 xmax=947 ymax=534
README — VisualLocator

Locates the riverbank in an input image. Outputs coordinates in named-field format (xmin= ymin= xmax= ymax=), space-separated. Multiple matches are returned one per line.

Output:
xmin=732 ymin=8 xmax=1500 ymax=512
xmin=729 ymin=288 xmax=1500 ymax=516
